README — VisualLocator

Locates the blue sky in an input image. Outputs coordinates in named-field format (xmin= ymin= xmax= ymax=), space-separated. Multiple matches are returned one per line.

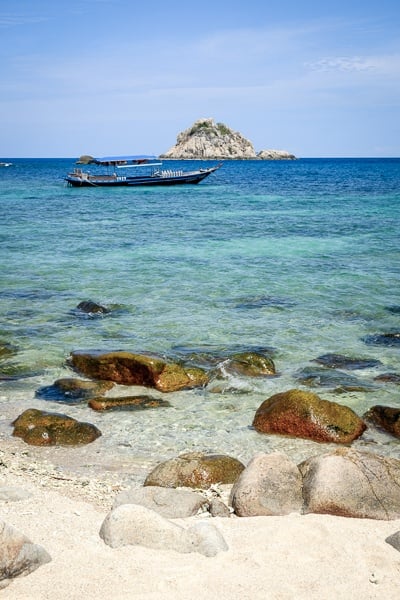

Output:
xmin=1 ymin=0 xmax=399 ymax=157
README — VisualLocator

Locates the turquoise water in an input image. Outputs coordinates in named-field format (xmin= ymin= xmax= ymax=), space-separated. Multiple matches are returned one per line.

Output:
xmin=1 ymin=158 xmax=400 ymax=472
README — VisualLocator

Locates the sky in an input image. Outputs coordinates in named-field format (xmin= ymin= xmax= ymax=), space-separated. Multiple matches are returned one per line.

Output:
xmin=1 ymin=0 xmax=399 ymax=158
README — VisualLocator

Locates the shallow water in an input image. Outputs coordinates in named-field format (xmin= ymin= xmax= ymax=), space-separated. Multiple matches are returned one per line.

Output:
xmin=1 ymin=158 xmax=400 ymax=476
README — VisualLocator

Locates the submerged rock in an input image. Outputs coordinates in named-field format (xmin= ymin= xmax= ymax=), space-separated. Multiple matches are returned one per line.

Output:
xmin=36 ymin=377 xmax=114 ymax=403
xmin=12 ymin=408 xmax=101 ymax=446
xmin=313 ymin=353 xmax=381 ymax=370
xmin=295 ymin=366 xmax=374 ymax=392
xmin=0 ymin=342 xmax=17 ymax=360
xmin=363 ymin=405 xmax=400 ymax=438
xmin=252 ymin=389 xmax=366 ymax=444
xmin=363 ymin=332 xmax=400 ymax=347
xmin=88 ymin=395 xmax=170 ymax=411
xmin=374 ymin=372 xmax=400 ymax=384
xmin=221 ymin=352 xmax=276 ymax=377
xmin=144 ymin=452 xmax=245 ymax=489
xmin=76 ymin=300 xmax=110 ymax=315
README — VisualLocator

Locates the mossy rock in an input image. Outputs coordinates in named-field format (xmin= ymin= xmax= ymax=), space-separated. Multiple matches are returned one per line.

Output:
xmin=12 ymin=408 xmax=101 ymax=446
xmin=253 ymin=389 xmax=366 ymax=444
xmin=144 ymin=452 xmax=245 ymax=489
xmin=69 ymin=350 xmax=206 ymax=392
xmin=225 ymin=352 xmax=276 ymax=377
xmin=88 ymin=395 xmax=170 ymax=411
xmin=69 ymin=351 xmax=166 ymax=386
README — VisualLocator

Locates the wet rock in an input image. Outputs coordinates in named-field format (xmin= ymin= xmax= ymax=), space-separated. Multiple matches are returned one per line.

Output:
xmin=12 ymin=408 xmax=101 ymax=446
xmin=0 ymin=520 xmax=51 ymax=589
xmin=313 ymin=353 xmax=381 ymax=370
xmin=0 ymin=342 xmax=17 ymax=360
xmin=222 ymin=352 xmax=276 ymax=377
xmin=385 ymin=305 xmax=400 ymax=314
xmin=69 ymin=350 xmax=205 ymax=392
xmin=363 ymin=333 xmax=400 ymax=347
xmin=99 ymin=504 xmax=228 ymax=556
xmin=170 ymin=344 xmax=275 ymax=370
xmin=300 ymin=448 xmax=400 ymax=520
xmin=252 ymin=389 xmax=366 ymax=444
xmin=363 ymin=405 xmax=400 ymax=438
xmin=0 ymin=364 xmax=43 ymax=380
xmin=113 ymin=486 xmax=209 ymax=518
xmin=88 ymin=395 xmax=170 ymax=411
xmin=144 ymin=452 xmax=245 ymax=490
xmin=295 ymin=366 xmax=374 ymax=392
xmin=76 ymin=300 xmax=110 ymax=315
xmin=230 ymin=452 xmax=303 ymax=517
xmin=233 ymin=295 xmax=295 ymax=309
xmin=374 ymin=372 xmax=400 ymax=384
xmin=36 ymin=377 xmax=114 ymax=403
xmin=184 ymin=367 xmax=209 ymax=388
xmin=154 ymin=362 xmax=193 ymax=392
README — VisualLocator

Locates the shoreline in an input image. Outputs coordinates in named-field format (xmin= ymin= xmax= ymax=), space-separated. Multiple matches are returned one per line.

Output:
xmin=2 ymin=442 xmax=400 ymax=599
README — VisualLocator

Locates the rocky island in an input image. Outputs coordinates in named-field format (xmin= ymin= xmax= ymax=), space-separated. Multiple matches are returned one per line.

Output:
xmin=160 ymin=118 xmax=296 ymax=160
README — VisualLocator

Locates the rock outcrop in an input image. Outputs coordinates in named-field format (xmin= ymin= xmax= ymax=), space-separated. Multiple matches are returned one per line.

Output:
xmin=160 ymin=118 xmax=296 ymax=160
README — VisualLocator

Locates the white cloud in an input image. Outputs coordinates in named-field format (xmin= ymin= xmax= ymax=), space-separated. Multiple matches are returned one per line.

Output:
xmin=306 ymin=54 xmax=400 ymax=75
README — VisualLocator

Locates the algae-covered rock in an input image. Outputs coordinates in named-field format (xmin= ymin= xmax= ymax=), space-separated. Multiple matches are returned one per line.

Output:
xmin=144 ymin=452 xmax=245 ymax=489
xmin=224 ymin=352 xmax=276 ymax=377
xmin=88 ymin=395 xmax=170 ymax=411
xmin=69 ymin=350 xmax=206 ymax=392
xmin=69 ymin=350 xmax=166 ymax=386
xmin=12 ymin=408 xmax=101 ymax=446
xmin=252 ymin=389 xmax=366 ymax=444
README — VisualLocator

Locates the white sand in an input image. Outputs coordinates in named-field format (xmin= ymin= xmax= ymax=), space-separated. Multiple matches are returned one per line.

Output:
xmin=1 ymin=440 xmax=400 ymax=599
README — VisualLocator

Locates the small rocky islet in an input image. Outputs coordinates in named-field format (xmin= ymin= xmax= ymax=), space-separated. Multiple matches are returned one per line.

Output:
xmin=160 ymin=117 xmax=297 ymax=160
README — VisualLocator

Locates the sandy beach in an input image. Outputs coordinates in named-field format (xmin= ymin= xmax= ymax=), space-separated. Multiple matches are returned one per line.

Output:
xmin=1 ymin=437 xmax=400 ymax=600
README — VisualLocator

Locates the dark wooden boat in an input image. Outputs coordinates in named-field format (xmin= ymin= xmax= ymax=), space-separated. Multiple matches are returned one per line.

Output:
xmin=65 ymin=155 xmax=222 ymax=187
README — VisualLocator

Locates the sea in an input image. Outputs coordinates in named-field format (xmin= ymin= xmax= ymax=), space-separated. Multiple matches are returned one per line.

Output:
xmin=1 ymin=157 xmax=400 ymax=479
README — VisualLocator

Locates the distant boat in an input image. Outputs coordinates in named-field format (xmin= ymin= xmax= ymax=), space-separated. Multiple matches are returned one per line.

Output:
xmin=65 ymin=155 xmax=222 ymax=187
xmin=0 ymin=162 xmax=12 ymax=167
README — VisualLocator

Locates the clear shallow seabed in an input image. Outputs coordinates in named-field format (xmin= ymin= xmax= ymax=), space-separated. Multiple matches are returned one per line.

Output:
xmin=1 ymin=158 xmax=400 ymax=479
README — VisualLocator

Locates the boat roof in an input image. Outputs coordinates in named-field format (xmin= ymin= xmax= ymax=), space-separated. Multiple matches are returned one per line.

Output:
xmin=95 ymin=154 xmax=158 ymax=164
